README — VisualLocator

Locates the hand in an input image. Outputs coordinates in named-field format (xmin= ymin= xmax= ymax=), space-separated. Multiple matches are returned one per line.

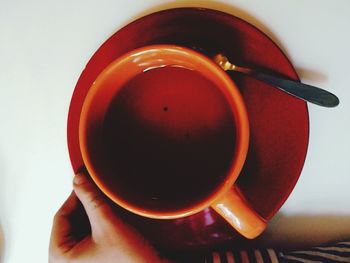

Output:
xmin=49 ymin=172 xmax=170 ymax=263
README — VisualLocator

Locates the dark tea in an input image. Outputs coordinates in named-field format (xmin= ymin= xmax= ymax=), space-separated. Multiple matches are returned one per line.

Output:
xmin=98 ymin=66 xmax=236 ymax=212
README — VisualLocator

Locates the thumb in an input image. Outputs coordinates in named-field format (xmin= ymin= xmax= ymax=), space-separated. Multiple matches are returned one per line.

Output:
xmin=73 ymin=172 xmax=116 ymax=238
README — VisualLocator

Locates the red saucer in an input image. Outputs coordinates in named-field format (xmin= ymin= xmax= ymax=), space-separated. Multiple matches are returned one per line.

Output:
xmin=67 ymin=8 xmax=309 ymax=252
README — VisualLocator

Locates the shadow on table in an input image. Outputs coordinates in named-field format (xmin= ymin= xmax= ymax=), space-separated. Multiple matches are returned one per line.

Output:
xmin=251 ymin=213 xmax=350 ymax=251
xmin=0 ymin=223 xmax=4 ymax=263
xmin=117 ymin=0 xmax=328 ymax=86
xmin=0 ymin=151 xmax=6 ymax=263
xmin=295 ymin=66 xmax=328 ymax=84
xmin=117 ymin=0 xmax=289 ymax=57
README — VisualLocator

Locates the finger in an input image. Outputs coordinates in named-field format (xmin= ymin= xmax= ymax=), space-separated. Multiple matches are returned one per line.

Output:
xmin=50 ymin=191 xmax=80 ymax=257
xmin=73 ymin=172 xmax=115 ymax=237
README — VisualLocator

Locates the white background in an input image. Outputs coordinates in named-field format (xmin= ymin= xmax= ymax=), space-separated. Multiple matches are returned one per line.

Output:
xmin=1 ymin=0 xmax=349 ymax=262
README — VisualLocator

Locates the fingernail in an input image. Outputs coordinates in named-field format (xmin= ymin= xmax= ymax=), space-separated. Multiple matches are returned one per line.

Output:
xmin=73 ymin=173 xmax=85 ymax=185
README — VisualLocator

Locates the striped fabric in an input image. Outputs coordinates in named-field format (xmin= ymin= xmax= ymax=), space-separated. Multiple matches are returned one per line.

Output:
xmin=203 ymin=241 xmax=350 ymax=263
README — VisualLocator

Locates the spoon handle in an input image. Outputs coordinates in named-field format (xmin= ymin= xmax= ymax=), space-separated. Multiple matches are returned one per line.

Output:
xmin=234 ymin=66 xmax=339 ymax=107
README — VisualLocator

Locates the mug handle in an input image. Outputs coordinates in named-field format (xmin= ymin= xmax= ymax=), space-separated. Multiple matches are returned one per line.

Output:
xmin=211 ymin=185 xmax=267 ymax=239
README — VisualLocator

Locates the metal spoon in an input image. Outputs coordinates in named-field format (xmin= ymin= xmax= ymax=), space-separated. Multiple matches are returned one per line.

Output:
xmin=214 ymin=54 xmax=339 ymax=107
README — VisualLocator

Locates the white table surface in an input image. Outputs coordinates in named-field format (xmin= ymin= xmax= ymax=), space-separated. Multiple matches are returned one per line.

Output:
xmin=1 ymin=0 xmax=350 ymax=262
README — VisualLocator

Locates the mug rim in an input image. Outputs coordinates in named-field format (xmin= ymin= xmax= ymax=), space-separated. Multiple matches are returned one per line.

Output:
xmin=79 ymin=44 xmax=249 ymax=219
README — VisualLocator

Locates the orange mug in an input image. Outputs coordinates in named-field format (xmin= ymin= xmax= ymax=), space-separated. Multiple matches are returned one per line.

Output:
xmin=79 ymin=45 xmax=266 ymax=239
